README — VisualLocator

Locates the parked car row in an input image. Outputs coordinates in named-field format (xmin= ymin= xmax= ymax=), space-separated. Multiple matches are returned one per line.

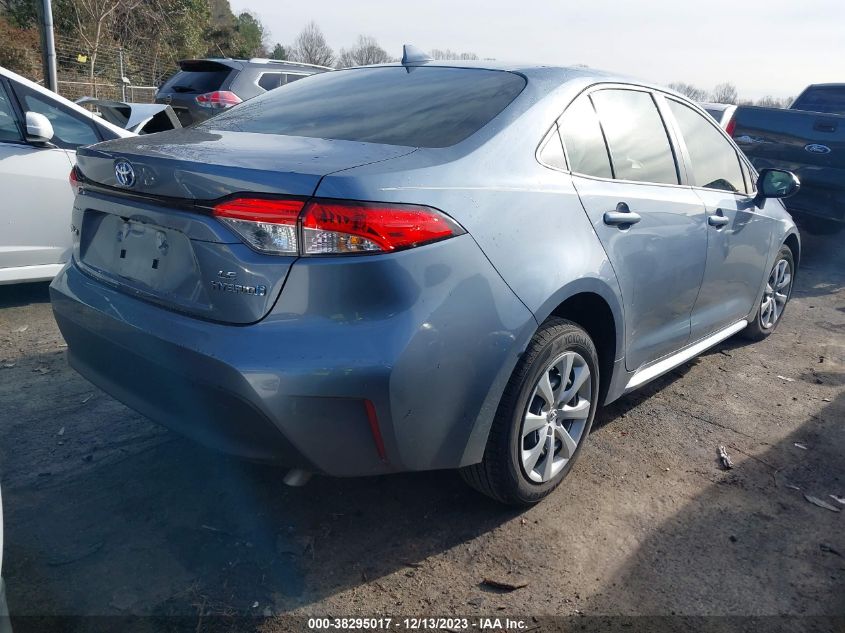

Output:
xmin=48 ymin=51 xmax=801 ymax=505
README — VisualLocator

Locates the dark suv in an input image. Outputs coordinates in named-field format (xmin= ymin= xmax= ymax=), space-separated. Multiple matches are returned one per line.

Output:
xmin=155 ymin=58 xmax=331 ymax=126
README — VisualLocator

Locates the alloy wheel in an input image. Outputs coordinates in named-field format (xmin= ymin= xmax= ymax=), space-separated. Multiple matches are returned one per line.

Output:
xmin=520 ymin=351 xmax=592 ymax=483
xmin=760 ymin=257 xmax=792 ymax=329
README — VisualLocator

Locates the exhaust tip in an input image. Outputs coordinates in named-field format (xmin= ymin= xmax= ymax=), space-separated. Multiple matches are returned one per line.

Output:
xmin=283 ymin=469 xmax=312 ymax=487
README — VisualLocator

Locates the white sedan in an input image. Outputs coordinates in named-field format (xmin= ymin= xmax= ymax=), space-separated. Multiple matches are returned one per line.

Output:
xmin=0 ymin=67 xmax=133 ymax=284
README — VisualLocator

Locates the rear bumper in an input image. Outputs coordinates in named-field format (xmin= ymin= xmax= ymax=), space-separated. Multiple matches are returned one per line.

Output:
xmin=50 ymin=236 xmax=535 ymax=476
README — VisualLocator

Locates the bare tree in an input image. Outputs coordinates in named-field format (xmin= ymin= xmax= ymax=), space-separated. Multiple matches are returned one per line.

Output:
xmin=290 ymin=21 xmax=334 ymax=67
xmin=429 ymin=48 xmax=478 ymax=60
xmin=711 ymin=82 xmax=738 ymax=104
xmin=753 ymin=95 xmax=792 ymax=108
xmin=336 ymin=35 xmax=391 ymax=68
xmin=667 ymin=82 xmax=708 ymax=102
xmin=68 ymin=0 xmax=142 ymax=95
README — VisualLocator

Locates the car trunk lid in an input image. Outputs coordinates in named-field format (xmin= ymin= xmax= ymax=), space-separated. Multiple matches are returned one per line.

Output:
xmin=73 ymin=130 xmax=416 ymax=324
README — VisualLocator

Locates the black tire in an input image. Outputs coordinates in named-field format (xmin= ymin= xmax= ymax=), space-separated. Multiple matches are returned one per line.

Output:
xmin=741 ymin=245 xmax=795 ymax=341
xmin=460 ymin=318 xmax=600 ymax=506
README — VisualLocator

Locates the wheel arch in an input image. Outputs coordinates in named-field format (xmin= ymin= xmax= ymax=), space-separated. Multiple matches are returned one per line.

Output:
xmin=784 ymin=230 xmax=800 ymax=274
xmin=548 ymin=291 xmax=619 ymax=406
xmin=532 ymin=277 xmax=624 ymax=406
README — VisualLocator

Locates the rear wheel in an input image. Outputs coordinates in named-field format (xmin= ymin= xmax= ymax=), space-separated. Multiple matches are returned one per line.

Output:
xmin=742 ymin=245 xmax=794 ymax=341
xmin=460 ymin=318 xmax=599 ymax=505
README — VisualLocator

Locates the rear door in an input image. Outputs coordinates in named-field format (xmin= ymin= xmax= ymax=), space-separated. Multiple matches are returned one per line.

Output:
xmin=561 ymin=87 xmax=708 ymax=371
xmin=664 ymin=98 xmax=774 ymax=339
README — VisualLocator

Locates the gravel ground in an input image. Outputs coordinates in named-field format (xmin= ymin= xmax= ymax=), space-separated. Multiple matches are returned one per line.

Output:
xmin=0 ymin=231 xmax=842 ymax=629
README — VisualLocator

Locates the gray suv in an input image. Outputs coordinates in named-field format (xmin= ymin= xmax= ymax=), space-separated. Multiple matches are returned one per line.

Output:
xmin=155 ymin=58 xmax=331 ymax=126
xmin=52 ymin=62 xmax=800 ymax=506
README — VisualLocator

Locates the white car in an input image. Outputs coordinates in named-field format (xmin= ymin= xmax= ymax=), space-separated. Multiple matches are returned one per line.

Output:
xmin=0 ymin=67 xmax=133 ymax=284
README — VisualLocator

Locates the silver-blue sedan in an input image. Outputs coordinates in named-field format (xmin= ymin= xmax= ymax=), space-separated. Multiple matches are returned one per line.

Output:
xmin=51 ymin=54 xmax=800 ymax=505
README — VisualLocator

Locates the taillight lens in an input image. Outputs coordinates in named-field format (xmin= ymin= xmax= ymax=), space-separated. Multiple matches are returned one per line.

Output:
xmin=725 ymin=115 xmax=737 ymax=137
xmin=301 ymin=200 xmax=463 ymax=255
xmin=214 ymin=198 xmax=304 ymax=255
xmin=195 ymin=90 xmax=242 ymax=109
xmin=211 ymin=197 xmax=464 ymax=256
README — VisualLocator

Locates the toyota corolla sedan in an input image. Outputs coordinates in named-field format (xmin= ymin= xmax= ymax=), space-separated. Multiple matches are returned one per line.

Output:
xmin=50 ymin=56 xmax=800 ymax=505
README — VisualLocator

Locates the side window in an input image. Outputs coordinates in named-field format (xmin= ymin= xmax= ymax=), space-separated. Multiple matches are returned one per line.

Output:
xmin=667 ymin=99 xmax=745 ymax=194
xmin=591 ymin=89 xmax=679 ymax=185
xmin=0 ymin=81 xmax=22 ymax=142
xmin=559 ymin=95 xmax=612 ymax=179
xmin=285 ymin=73 xmax=306 ymax=84
xmin=258 ymin=73 xmax=283 ymax=91
xmin=11 ymin=81 xmax=100 ymax=149
xmin=538 ymin=125 xmax=567 ymax=171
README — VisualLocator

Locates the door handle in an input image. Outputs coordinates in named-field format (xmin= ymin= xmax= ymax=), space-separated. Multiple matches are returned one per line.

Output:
xmin=708 ymin=212 xmax=730 ymax=227
xmin=603 ymin=203 xmax=641 ymax=227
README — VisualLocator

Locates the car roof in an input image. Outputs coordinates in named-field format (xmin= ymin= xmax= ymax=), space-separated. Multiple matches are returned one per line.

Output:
xmin=339 ymin=60 xmax=693 ymax=102
xmin=0 ymin=65 xmax=133 ymax=138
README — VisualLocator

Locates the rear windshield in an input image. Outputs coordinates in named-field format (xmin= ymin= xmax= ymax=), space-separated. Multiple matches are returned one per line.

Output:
xmin=200 ymin=66 xmax=527 ymax=148
xmin=704 ymin=108 xmax=724 ymax=121
xmin=161 ymin=68 xmax=231 ymax=94
xmin=791 ymin=86 xmax=845 ymax=115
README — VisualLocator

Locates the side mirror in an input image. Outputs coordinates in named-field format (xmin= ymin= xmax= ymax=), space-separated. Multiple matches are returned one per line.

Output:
xmin=755 ymin=168 xmax=800 ymax=207
xmin=25 ymin=111 xmax=55 ymax=144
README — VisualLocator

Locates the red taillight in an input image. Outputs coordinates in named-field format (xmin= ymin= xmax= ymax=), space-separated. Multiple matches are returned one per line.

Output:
xmin=213 ymin=198 xmax=304 ymax=255
xmin=212 ymin=196 xmax=464 ymax=257
xmin=725 ymin=115 xmax=737 ymax=137
xmin=300 ymin=200 xmax=464 ymax=255
xmin=195 ymin=90 xmax=242 ymax=109
xmin=69 ymin=165 xmax=81 ymax=192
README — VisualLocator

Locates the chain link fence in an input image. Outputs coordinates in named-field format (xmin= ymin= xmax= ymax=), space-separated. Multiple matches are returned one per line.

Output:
xmin=53 ymin=35 xmax=177 ymax=103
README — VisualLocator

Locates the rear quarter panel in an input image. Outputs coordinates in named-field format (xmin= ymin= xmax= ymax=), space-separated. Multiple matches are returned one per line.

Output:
xmin=314 ymin=77 xmax=626 ymax=458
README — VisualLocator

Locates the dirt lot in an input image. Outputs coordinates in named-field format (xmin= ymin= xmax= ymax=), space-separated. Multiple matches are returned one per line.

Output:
xmin=0 ymin=231 xmax=843 ymax=630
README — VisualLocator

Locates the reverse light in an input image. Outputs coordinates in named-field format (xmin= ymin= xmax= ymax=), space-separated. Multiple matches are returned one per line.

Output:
xmin=195 ymin=90 xmax=242 ymax=109
xmin=212 ymin=197 xmax=465 ymax=257
xmin=213 ymin=198 xmax=304 ymax=255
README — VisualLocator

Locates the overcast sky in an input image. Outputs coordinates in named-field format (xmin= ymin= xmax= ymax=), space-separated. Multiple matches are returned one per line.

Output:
xmin=230 ymin=0 xmax=843 ymax=100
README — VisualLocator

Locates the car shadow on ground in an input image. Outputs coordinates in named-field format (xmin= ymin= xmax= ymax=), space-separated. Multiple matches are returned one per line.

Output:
xmin=583 ymin=391 xmax=845 ymax=618
xmin=1 ymin=348 xmax=703 ymax=622
xmin=0 ymin=283 xmax=51 ymax=310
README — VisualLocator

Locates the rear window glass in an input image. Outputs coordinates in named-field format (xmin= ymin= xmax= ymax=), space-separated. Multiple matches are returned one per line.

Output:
xmin=201 ymin=66 xmax=527 ymax=148
xmin=704 ymin=108 xmax=724 ymax=121
xmin=162 ymin=69 xmax=230 ymax=94
xmin=257 ymin=73 xmax=283 ymax=91
xmin=792 ymin=86 xmax=845 ymax=115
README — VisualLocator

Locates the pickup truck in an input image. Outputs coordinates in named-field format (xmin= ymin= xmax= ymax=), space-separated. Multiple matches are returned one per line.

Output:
xmin=731 ymin=84 xmax=845 ymax=234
